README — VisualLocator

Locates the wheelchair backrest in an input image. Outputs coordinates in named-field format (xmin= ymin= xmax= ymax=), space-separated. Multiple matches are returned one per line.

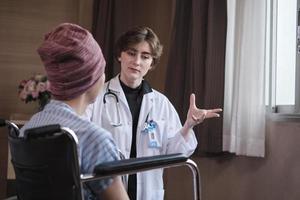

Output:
xmin=8 ymin=124 xmax=82 ymax=200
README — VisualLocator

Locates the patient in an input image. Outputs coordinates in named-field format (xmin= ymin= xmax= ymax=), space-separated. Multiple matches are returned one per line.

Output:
xmin=20 ymin=23 xmax=129 ymax=200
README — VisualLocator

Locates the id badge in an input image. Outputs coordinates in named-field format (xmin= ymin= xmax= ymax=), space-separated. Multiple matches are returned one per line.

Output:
xmin=148 ymin=131 xmax=159 ymax=148
xmin=141 ymin=120 xmax=159 ymax=148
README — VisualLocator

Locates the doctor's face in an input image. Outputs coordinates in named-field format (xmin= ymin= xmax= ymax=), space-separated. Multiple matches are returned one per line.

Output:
xmin=118 ymin=41 xmax=153 ymax=88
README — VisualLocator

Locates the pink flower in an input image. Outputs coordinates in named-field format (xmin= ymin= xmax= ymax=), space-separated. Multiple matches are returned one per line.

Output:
xmin=19 ymin=90 xmax=28 ymax=100
xmin=31 ymin=91 xmax=39 ymax=99
xmin=19 ymin=80 xmax=27 ymax=87
xmin=18 ymin=74 xmax=51 ymax=105
xmin=25 ymin=80 xmax=36 ymax=93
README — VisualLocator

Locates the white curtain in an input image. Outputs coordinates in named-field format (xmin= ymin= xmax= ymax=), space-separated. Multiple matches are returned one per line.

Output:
xmin=223 ymin=0 xmax=267 ymax=157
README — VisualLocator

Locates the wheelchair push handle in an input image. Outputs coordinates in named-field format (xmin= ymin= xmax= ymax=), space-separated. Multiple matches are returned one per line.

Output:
xmin=0 ymin=118 xmax=7 ymax=127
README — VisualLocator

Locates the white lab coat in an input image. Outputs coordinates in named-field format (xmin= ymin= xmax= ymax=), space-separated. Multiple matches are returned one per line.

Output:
xmin=85 ymin=75 xmax=197 ymax=200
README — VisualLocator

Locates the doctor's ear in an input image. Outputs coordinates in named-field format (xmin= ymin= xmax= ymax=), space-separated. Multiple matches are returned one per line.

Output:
xmin=149 ymin=61 xmax=157 ymax=70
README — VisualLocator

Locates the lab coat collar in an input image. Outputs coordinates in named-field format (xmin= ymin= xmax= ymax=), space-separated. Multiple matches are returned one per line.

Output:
xmin=107 ymin=75 xmax=128 ymax=107
xmin=108 ymin=74 xmax=153 ymax=95
xmin=108 ymin=75 xmax=155 ymax=124
xmin=141 ymin=79 xmax=153 ymax=95
xmin=106 ymin=75 xmax=154 ymax=111
xmin=107 ymin=75 xmax=123 ymax=93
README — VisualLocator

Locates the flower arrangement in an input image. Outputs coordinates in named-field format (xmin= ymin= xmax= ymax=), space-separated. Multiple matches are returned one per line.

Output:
xmin=18 ymin=74 xmax=51 ymax=110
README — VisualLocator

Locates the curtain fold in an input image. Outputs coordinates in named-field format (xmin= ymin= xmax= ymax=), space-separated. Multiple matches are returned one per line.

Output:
xmin=223 ymin=0 xmax=266 ymax=157
xmin=165 ymin=0 xmax=227 ymax=154
xmin=92 ymin=0 xmax=135 ymax=80
xmin=92 ymin=0 xmax=116 ymax=79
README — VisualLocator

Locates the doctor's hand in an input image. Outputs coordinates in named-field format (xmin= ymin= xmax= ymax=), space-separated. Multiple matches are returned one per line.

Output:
xmin=184 ymin=93 xmax=222 ymax=129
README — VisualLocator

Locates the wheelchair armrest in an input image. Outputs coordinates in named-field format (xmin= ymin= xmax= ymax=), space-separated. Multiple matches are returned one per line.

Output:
xmin=94 ymin=153 xmax=188 ymax=176
xmin=85 ymin=153 xmax=201 ymax=200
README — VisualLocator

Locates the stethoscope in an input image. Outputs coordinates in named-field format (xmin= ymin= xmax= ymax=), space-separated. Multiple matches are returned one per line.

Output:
xmin=103 ymin=81 xmax=122 ymax=127
xmin=103 ymin=81 xmax=160 ymax=148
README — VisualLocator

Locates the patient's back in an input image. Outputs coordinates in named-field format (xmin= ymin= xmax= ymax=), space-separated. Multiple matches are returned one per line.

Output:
xmin=20 ymin=100 xmax=120 ymax=198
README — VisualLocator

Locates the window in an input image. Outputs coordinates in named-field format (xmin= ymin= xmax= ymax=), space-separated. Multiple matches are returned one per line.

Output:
xmin=268 ymin=0 xmax=299 ymax=114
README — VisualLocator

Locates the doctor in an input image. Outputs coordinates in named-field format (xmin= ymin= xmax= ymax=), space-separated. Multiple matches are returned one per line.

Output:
xmin=85 ymin=26 xmax=222 ymax=200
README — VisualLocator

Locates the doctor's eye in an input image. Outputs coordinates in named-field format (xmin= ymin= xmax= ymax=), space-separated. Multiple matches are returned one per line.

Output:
xmin=141 ymin=54 xmax=152 ymax=60
xmin=125 ymin=50 xmax=136 ymax=57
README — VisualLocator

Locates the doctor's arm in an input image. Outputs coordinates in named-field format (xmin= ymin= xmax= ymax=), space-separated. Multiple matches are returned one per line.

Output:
xmin=181 ymin=93 xmax=222 ymax=141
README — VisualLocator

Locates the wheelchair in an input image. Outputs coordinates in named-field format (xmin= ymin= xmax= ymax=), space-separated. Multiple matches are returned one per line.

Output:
xmin=0 ymin=119 xmax=201 ymax=200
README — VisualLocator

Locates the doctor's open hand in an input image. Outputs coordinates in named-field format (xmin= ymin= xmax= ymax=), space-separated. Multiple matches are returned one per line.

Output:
xmin=184 ymin=93 xmax=222 ymax=129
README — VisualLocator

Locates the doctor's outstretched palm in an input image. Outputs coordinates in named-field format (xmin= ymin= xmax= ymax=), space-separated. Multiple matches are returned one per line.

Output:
xmin=185 ymin=93 xmax=222 ymax=128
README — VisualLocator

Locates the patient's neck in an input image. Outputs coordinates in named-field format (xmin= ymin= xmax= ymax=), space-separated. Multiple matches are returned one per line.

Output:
xmin=63 ymin=95 xmax=88 ymax=116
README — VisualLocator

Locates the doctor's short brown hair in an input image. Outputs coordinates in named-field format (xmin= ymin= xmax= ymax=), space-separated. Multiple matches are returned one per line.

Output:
xmin=114 ymin=26 xmax=163 ymax=68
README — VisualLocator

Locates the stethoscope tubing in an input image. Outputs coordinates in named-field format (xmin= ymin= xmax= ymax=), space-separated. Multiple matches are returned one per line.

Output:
xmin=103 ymin=81 xmax=122 ymax=127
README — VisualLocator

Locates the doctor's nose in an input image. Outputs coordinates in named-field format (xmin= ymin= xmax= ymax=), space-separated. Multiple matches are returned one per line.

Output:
xmin=132 ymin=55 xmax=142 ymax=65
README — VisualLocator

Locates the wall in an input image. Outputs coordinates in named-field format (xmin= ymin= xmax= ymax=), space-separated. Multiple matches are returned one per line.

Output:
xmin=164 ymin=119 xmax=300 ymax=200
xmin=0 ymin=0 xmax=93 ymax=198
xmin=0 ymin=0 xmax=93 ymax=119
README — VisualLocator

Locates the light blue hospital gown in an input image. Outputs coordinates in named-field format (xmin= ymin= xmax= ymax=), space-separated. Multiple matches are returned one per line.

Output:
xmin=20 ymin=100 xmax=120 ymax=199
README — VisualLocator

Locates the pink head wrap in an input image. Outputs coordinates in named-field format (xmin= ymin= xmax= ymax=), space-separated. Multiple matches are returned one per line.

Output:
xmin=37 ymin=23 xmax=106 ymax=100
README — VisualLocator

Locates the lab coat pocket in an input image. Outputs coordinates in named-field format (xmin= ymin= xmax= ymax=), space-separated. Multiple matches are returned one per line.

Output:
xmin=102 ymin=119 xmax=131 ymax=157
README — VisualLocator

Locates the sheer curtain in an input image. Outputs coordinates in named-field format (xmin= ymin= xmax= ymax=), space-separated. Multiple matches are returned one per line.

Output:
xmin=223 ymin=0 xmax=267 ymax=157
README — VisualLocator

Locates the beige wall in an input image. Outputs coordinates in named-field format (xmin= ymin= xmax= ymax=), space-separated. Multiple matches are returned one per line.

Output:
xmin=165 ymin=119 xmax=300 ymax=200
xmin=0 ymin=0 xmax=93 ymax=119
xmin=0 ymin=0 xmax=93 ymax=198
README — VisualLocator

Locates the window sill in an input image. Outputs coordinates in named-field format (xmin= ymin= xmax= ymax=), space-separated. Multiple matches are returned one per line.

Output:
xmin=268 ymin=113 xmax=300 ymax=122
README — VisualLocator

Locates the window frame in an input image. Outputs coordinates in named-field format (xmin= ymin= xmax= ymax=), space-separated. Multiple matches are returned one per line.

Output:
xmin=268 ymin=0 xmax=300 ymax=120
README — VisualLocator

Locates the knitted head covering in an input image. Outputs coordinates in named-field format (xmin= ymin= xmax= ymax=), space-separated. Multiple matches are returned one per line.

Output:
xmin=37 ymin=23 xmax=106 ymax=100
